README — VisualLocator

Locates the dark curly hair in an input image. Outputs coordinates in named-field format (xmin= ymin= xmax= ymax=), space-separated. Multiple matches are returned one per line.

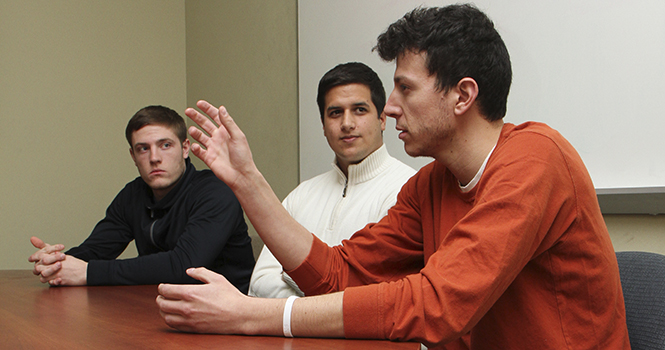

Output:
xmin=374 ymin=4 xmax=511 ymax=121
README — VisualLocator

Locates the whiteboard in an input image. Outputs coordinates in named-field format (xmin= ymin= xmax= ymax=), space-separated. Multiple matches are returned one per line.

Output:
xmin=298 ymin=0 xmax=665 ymax=190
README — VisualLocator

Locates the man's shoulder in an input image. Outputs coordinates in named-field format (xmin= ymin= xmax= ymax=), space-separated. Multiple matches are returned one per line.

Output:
xmin=499 ymin=122 xmax=578 ymax=162
xmin=117 ymin=176 xmax=148 ymax=196
xmin=503 ymin=122 xmax=567 ymax=146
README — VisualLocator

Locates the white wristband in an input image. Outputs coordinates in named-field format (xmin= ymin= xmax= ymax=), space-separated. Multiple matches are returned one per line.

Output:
xmin=282 ymin=295 xmax=299 ymax=338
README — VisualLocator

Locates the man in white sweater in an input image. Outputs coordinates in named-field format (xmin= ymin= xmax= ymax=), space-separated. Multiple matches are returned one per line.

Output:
xmin=249 ymin=62 xmax=416 ymax=297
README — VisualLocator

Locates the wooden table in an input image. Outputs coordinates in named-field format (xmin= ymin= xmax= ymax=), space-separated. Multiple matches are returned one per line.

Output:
xmin=0 ymin=270 xmax=419 ymax=349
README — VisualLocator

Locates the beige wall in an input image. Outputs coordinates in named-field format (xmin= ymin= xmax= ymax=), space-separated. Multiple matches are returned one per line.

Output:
xmin=1 ymin=1 xmax=662 ymax=272
xmin=184 ymin=0 xmax=299 ymax=256
xmin=0 ymin=0 xmax=298 ymax=269
xmin=1 ymin=1 xmax=187 ymax=269
xmin=606 ymin=215 xmax=665 ymax=254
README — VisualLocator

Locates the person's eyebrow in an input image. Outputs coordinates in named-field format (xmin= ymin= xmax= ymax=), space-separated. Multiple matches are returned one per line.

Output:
xmin=352 ymin=101 xmax=371 ymax=108
xmin=133 ymin=138 xmax=176 ymax=149
xmin=156 ymin=138 xmax=176 ymax=144
xmin=326 ymin=101 xmax=371 ymax=112
xmin=394 ymin=75 xmax=408 ymax=85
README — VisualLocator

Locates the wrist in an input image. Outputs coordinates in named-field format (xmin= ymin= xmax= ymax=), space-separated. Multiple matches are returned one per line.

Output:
xmin=82 ymin=261 xmax=88 ymax=285
xmin=233 ymin=167 xmax=267 ymax=195
xmin=239 ymin=297 xmax=284 ymax=336
xmin=282 ymin=296 xmax=299 ymax=337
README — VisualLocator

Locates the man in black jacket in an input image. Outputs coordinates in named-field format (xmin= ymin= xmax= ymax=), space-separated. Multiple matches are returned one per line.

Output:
xmin=28 ymin=105 xmax=255 ymax=292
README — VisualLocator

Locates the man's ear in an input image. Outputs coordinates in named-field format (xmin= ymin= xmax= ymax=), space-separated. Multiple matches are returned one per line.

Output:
xmin=379 ymin=111 xmax=387 ymax=132
xmin=454 ymin=77 xmax=479 ymax=116
xmin=181 ymin=139 xmax=191 ymax=159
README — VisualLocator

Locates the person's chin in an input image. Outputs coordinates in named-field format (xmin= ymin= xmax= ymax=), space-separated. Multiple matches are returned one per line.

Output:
xmin=147 ymin=178 xmax=169 ymax=189
xmin=404 ymin=145 xmax=422 ymax=158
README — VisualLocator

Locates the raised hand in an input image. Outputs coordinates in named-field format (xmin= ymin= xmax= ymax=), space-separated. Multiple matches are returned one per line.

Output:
xmin=185 ymin=100 xmax=313 ymax=273
xmin=185 ymin=100 xmax=258 ymax=190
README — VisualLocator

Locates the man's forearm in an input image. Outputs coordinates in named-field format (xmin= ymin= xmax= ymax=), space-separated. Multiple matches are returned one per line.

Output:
xmin=232 ymin=169 xmax=313 ymax=271
xmin=240 ymin=291 xmax=345 ymax=338
xmin=290 ymin=292 xmax=345 ymax=338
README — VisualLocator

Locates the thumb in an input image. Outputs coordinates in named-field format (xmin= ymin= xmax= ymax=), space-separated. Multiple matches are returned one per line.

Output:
xmin=30 ymin=236 xmax=46 ymax=249
xmin=186 ymin=267 xmax=224 ymax=284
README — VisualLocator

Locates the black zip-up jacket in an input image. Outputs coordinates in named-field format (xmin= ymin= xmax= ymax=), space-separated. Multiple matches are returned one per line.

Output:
xmin=66 ymin=158 xmax=255 ymax=293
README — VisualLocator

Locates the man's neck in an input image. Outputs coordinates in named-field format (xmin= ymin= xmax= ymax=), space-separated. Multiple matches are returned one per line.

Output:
xmin=437 ymin=118 xmax=504 ymax=187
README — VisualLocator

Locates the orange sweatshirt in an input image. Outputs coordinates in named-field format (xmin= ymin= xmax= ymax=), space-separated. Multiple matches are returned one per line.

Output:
xmin=289 ymin=122 xmax=630 ymax=349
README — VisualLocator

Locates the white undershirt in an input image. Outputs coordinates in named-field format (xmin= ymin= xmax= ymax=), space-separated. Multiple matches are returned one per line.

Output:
xmin=459 ymin=143 xmax=497 ymax=193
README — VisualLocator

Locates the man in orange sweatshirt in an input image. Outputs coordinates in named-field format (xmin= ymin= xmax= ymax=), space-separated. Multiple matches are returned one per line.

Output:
xmin=156 ymin=4 xmax=630 ymax=349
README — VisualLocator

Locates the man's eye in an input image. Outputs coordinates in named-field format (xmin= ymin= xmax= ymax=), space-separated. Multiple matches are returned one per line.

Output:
xmin=163 ymin=143 xmax=172 ymax=149
xmin=328 ymin=110 xmax=342 ymax=117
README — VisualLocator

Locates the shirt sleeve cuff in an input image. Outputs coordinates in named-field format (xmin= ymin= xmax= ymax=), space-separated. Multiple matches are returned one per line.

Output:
xmin=343 ymin=283 xmax=383 ymax=339
xmin=85 ymin=260 xmax=108 ymax=286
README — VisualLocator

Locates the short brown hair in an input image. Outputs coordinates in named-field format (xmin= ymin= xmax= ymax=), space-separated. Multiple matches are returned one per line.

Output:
xmin=125 ymin=105 xmax=187 ymax=146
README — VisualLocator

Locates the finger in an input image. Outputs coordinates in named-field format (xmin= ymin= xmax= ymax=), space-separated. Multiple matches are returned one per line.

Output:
xmin=195 ymin=102 xmax=241 ymax=141
xmin=43 ymin=243 xmax=65 ymax=254
xmin=185 ymin=106 xmax=220 ymax=136
xmin=214 ymin=105 xmax=245 ymax=141
xmin=28 ymin=250 xmax=43 ymax=263
xmin=38 ymin=261 xmax=62 ymax=279
xmin=157 ymin=283 xmax=188 ymax=301
xmin=188 ymin=125 xmax=211 ymax=147
xmin=33 ymin=260 xmax=48 ymax=275
xmin=156 ymin=294 xmax=185 ymax=315
xmin=186 ymin=267 xmax=223 ymax=284
xmin=29 ymin=242 xmax=65 ymax=264
xmin=30 ymin=236 xmax=46 ymax=249
xmin=40 ymin=252 xmax=66 ymax=265
xmin=29 ymin=237 xmax=64 ymax=253
xmin=189 ymin=142 xmax=207 ymax=162
xmin=196 ymin=100 xmax=219 ymax=120
xmin=161 ymin=311 xmax=194 ymax=332
xmin=195 ymin=100 xmax=223 ymax=125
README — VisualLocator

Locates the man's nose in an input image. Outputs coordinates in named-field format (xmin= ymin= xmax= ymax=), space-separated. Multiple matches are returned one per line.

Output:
xmin=384 ymin=90 xmax=401 ymax=119
xmin=149 ymin=147 xmax=161 ymax=163
xmin=341 ymin=111 xmax=355 ymax=131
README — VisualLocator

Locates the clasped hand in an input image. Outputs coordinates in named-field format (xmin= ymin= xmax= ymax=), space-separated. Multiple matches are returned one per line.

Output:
xmin=28 ymin=236 xmax=87 ymax=286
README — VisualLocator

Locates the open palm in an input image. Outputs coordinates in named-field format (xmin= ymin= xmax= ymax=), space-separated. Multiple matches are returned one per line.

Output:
xmin=185 ymin=100 xmax=257 ymax=189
